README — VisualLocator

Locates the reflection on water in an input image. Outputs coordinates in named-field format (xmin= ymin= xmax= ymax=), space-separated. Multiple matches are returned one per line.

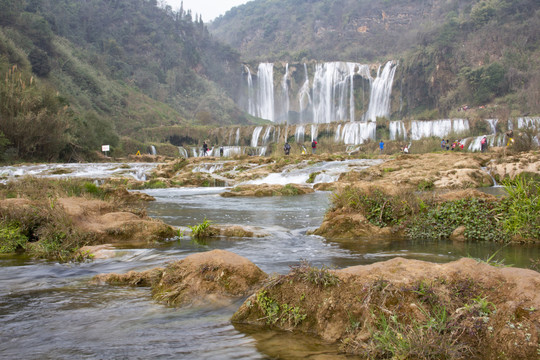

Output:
xmin=1 ymin=186 xmax=538 ymax=359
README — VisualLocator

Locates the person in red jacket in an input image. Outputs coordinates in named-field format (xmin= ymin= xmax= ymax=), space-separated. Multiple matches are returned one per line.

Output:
xmin=311 ymin=139 xmax=317 ymax=154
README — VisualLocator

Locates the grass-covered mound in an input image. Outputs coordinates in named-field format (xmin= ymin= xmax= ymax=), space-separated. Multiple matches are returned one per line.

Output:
xmin=232 ymin=258 xmax=540 ymax=359
xmin=0 ymin=177 xmax=174 ymax=260
xmin=317 ymin=176 xmax=539 ymax=243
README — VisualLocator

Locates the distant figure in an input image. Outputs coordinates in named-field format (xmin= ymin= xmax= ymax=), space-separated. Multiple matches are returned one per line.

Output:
xmin=220 ymin=146 xmax=224 ymax=157
xmin=311 ymin=139 xmax=318 ymax=154
xmin=284 ymin=142 xmax=291 ymax=155
xmin=202 ymin=141 xmax=208 ymax=156
xmin=301 ymin=146 xmax=307 ymax=155
xmin=505 ymin=130 xmax=514 ymax=147
xmin=379 ymin=140 xmax=384 ymax=154
xmin=441 ymin=139 xmax=446 ymax=150
xmin=481 ymin=135 xmax=488 ymax=152
xmin=445 ymin=139 xmax=450 ymax=151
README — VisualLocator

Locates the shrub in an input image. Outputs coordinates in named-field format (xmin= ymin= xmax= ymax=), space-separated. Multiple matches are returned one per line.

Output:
xmin=0 ymin=223 xmax=28 ymax=253
xmin=498 ymin=177 xmax=540 ymax=240
xmin=188 ymin=217 xmax=212 ymax=239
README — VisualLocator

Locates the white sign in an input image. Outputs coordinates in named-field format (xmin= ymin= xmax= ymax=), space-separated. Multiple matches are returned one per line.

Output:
xmin=102 ymin=145 xmax=110 ymax=152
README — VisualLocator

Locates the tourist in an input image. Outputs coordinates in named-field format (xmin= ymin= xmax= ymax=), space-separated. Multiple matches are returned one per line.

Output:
xmin=202 ymin=141 xmax=208 ymax=156
xmin=441 ymin=139 xmax=446 ymax=150
xmin=379 ymin=140 xmax=384 ymax=154
xmin=311 ymin=139 xmax=317 ymax=154
xmin=481 ymin=136 xmax=488 ymax=153
xmin=284 ymin=142 xmax=291 ymax=155
xmin=220 ymin=146 xmax=224 ymax=157
xmin=445 ymin=139 xmax=450 ymax=151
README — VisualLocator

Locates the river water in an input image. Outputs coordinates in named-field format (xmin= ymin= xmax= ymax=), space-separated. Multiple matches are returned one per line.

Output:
xmin=1 ymin=166 xmax=539 ymax=359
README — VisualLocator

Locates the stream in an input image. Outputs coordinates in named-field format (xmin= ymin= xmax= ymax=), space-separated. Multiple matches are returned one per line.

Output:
xmin=1 ymin=164 xmax=539 ymax=359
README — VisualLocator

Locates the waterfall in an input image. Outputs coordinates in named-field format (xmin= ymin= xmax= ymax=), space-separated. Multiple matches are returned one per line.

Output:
xmin=410 ymin=119 xmax=470 ymax=140
xmin=223 ymin=146 xmax=243 ymax=157
xmin=311 ymin=62 xmax=357 ymax=123
xmin=334 ymin=124 xmax=342 ymax=142
xmin=486 ymin=119 xmax=498 ymax=134
xmin=311 ymin=124 xmax=318 ymax=141
xmin=339 ymin=122 xmax=376 ymax=145
xmin=295 ymin=125 xmax=305 ymax=143
xmin=298 ymin=64 xmax=312 ymax=124
xmin=262 ymin=126 xmax=274 ymax=144
xmin=256 ymin=63 xmax=275 ymax=121
xmin=235 ymin=128 xmax=240 ymax=145
xmin=178 ymin=147 xmax=189 ymax=158
xmin=281 ymin=64 xmax=290 ymax=123
xmin=150 ymin=145 xmax=156 ymax=155
xmin=245 ymin=66 xmax=256 ymax=115
xmin=364 ymin=60 xmax=398 ymax=121
xmin=389 ymin=121 xmax=407 ymax=140
xmin=251 ymin=126 xmax=263 ymax=147
xmin=517 ymin=117 xmax=540 ymax=130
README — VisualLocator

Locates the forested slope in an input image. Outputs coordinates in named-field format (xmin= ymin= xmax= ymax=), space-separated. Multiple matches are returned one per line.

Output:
xmin=0 ymin=0 xmax=250 ymax=161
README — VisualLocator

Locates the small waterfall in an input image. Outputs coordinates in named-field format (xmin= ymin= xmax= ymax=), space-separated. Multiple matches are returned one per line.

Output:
xmin=281 ymin=63 xmax=290 ymax=123
xmin=235 ymin=128 xmax=240 ymax=145
xmin=311 ymin=124 xmax=318 ymax=141
xmin=410 ymin=119 xmax=470 ymax=140
xmin=334 ymin=124 xmax=342 ymax=142
xmin=517 ymin=117 xmax=540 ymax=130
xmin=257 ymin=63 xmax=275 ymax=121
xmin=223 ymin=146 xmax=243 ymax=157
xmin=339 ymin=122 xmax=376 ymax=145
xmin=389 ymin=121 xmax=407 ymax=140
xmin=486 ymin=119 xmax=498 ymax=134
xmin=298 ymin=63 xmax=312 ymax=124
xmin=364 ymin=60 xmax=398 ymax=121
xmin=262 ymin=126 xmax=274 ymax=144
xmin=150 ymin=145 xmax=157 ymax=155
xmin=193 ymin=163 xmax=225 ymax=174
xmin=295 ymin=125 xmax=305 ymax=143
xmin=178 ymin=147 xmax=189 ymax=158
xmin=251 ymin=126 xmax=263 ymax=147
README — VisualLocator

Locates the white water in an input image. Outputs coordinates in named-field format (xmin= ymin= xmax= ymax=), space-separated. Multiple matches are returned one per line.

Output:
xmin=256 ymin=63 xmax=275 ymax=121
xmin=0 ymin=162 xmax=158 ymax=183
xmin=364 ymin=60 xmax=398 ymax=121
xmin=150 ymin=145 xmax=157 ymax=155
xmin=517 ymin=117 xmax=540 ymax=130
xmin=251 ymin=126 xmax=263 ymax=147
xmin=410 ymin=119 xmax=470 ymax=140
xmin=337 ymin=121 xmax=377 ymax=145
xmin=281 ymin=63 xmax=290 ymax=123
xmin=311 ymin=124 xmax=318 ymax=141
xmin=178 ymin=147 xmax=189 ymax=158
xmin=295 ymin=125 xmax=305 ymax=143
xmin=244 ymin=61 xmax=397 ymax=124
xmin=192 ymin=163 xmax=225 ymax=174
xmin=247 ymin=159 xmax=384 ymax=185
xmin=262 ymin=126 xmax=274 ymax=144
xmin=390 ymin=121 xmax=407 ymax=140
xmin=487 ymin=119 xmax=498 ymax=134
xmin=312 ymin=62 xmax=357 ymax=123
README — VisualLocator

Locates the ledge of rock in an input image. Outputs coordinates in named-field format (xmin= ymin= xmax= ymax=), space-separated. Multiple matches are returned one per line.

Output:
xmin=221 ymin=184 xmax=314 ymax=197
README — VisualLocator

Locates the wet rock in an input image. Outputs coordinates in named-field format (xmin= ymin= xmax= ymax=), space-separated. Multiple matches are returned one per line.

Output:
xmin=449 ymin=225 xmax=467 ymax=242
xmin=221 ymin=184 xmax=314 ymax=197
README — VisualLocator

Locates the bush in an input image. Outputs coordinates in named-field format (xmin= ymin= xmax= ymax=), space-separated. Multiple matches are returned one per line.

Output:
xmin=0 ymin=223 xmax=28 ymax=253
xmin=499 ymin=177 xmax=540 ymax=240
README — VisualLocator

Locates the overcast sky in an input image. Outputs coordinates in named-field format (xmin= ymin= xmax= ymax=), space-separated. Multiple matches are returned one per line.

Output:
xmin=163 ymin=0 xmax=252 ymax=22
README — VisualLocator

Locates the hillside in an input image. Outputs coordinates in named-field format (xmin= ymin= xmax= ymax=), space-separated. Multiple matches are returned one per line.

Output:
xmin=211 ymin=0 xmax=540 ymax=118
xmin=0 ymin=0 xmax=252 ymax=161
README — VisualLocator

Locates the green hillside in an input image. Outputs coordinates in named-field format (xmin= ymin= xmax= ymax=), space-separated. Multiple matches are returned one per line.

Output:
xmin=0 ymin=0 xmax=252 ymax=161
xmin=212 ymin=0 xmax=540 ymax=118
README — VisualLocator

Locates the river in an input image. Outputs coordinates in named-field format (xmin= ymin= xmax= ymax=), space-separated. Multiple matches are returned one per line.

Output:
xmin=1 ymin=165 xmax=538 ymax=359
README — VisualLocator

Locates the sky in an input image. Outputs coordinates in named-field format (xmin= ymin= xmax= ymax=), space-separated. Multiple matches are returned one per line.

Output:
xmin=163 ymin=0 xmax=252 ymax=22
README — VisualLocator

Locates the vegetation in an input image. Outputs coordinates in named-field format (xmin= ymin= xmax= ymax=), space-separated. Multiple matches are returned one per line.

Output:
xmin=188 ymin=217 xmax=213 ymax=239
xmin=329 ymin=176 xmax=540 ymax=242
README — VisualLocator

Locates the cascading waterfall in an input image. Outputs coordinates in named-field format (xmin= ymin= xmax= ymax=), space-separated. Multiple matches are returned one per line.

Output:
xmin=178 ymin=147 xmax=189 ymax=158
xmin=487 ymin=119 xmax=498 ymax=134
xmin=410 ymin=119 xmax=469 ymax=140
xmin=281 ymin=64 xmax=290 ymax=123
xmin=311 ymin=124 xmax=318 ymax=141
xmin=517 ymin=117 xmax=540 ymax=130
xmin=257 ymin=63 xmax=275 ymax=121
xmin=334 ymin=124 xmax=342 ymax=142
xmin=298 ymin=64 xmax=312 ymax=124
xmin=338 ymin=122 xmax=377 ymax=145
xmin=364 ymin=60 xmax=398 ymax=121
xmin=389 ymin=121 xmax=407 ymax=140
xmin=312 ymin=62 xmax=357 ymax=124
xmin=245 ymin=66 xmax=256 ymax=115
xmin=235 ymin=128 xmax=240 ymax=145
xmin=295 ymin=125 xmax=305 ymax=143
xmin=262 ymin=126 xmax=274 ymax=144
xmin=251 ymin=126 xmax=264 ymax=147
xmin=150 ymin=145 xmax=157 ymax=155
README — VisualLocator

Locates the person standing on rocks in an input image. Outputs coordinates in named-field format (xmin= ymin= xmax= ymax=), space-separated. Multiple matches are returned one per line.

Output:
xmin=379 ymin=140 xmax=384 ymax=154
xmin=202 ymin=141 xmax=208 ymax=156
xmin=284 ymin=142 xmax=291 ymax=155
xmin=311 ymin=139 xmax=317 ymax=154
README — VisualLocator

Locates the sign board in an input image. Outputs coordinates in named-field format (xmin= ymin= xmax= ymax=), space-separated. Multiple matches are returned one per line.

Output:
xmin=101 ymin=145 xmax=110 ymax=152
